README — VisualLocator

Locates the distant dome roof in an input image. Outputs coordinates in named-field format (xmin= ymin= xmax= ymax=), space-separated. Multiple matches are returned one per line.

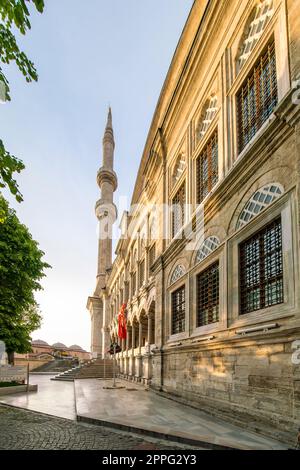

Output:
xmin=52 ymin=342 xmax=67 ymax=349
xmin=68 ymin=344 xmax=84 ymax=351
xmin=32 ymin=339 xmax=50 ymax=346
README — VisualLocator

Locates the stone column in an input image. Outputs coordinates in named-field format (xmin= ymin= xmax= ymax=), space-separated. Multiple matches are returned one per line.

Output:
xmin=132 ymin=323 xmax=135 ymax=351
xmin=138 ymin=321 xmax=142 ymax=354
xmin=129 ymin=323 xmax=135 ymax=378
xmin=147 ymin=315 xmax=152 ymax=352
xmin=145 ymin=247 xmax=149 ymax=283
xmin=135 ymin=321 xmax=143 ymax=381
xmin=101 ymin=293 xmax=111 ymax=359
xmin=87 ymin=296 xmax=103 ymax=358
xmin=126 ymin=329 xmax=130 ymax=353
xmin=125 ymin=327 xmax=130 ymax=376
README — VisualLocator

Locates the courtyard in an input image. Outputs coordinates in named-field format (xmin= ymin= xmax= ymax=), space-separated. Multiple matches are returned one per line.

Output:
xmin=0 ymin=404 xmax=194 ymax=451
xmin=0 ymin=375 xmax=287 ymax=450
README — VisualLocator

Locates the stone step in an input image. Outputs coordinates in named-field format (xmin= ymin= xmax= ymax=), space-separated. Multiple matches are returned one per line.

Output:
xmin=51 ymin=374 xmax=114 ymax=381
xmin=51 ymin=359 xmax=115 ymax=381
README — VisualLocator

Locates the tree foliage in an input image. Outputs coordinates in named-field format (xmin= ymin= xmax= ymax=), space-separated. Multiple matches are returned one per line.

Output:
xmin=0 ymin=0 xmax=44 ymax=201
xmin=0 ymin=195 xmax=50 ymax=356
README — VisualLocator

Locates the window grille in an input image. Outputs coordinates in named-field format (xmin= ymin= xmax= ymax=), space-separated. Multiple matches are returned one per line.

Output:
xmin=149 ymin=244 xmax=156 ymax=273
xmin=196 ymin=236 xmax=220 ymax=263
xmin=132 ymin=272 xmax=137 ymax=297
xmin=171 ymin=286 xmax=185 ymax=334
xmin=196 ymin=130 xmax=218 ymax=204
xmin=170 ymin=265 xmax=186 ymax=285
xmin=237 ymin=40 xmax=277 ymax=153
xmin=172 ymin=183 xmax=186 ymax=237
xmin=239 ymin=217 xmax=283 ymax=314
xmin=197 ymin=95 xmax=218 ymax=141
xmin=197 ymin=262 xmax=219 ymax=326
xmin=236 ymin=183 xmax=283 ymax=229
xmin=124 ymin=282 xmax=129 ymax=303
xmin=139 ymin=259 xmax=145 ymax=288
xmin=238 ymin=0 xmax=274 ymax=71
xmin=173 ymin=154 xmax=186 ymax=186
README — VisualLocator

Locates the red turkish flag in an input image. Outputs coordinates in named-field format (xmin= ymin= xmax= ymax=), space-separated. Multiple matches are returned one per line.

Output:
xmin=118 ymin=303 xmax=127 ymax=339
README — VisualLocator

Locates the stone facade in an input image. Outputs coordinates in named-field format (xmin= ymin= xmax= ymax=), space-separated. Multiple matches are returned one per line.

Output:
xmin=88 ymin=0 xmax=300 ymax=443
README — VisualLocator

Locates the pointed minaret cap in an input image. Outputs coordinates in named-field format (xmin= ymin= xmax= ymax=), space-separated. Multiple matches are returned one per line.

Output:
xmin=103 ymin=106 xmax=114 ymax=146
xmin=106 ymin=106 xmax=112 ymax=129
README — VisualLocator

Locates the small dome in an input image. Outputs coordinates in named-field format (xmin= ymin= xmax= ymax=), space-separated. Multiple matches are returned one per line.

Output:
xmin=68 ymin=344 xmax=84 ymax=351
xmin=32 ymin=339 xmax=50 ymax=346
xmin=52 ymin=342 xmax=67 ymax=349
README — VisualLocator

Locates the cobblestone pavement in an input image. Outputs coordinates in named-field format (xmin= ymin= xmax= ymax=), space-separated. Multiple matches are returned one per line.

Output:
xmin=0 ymin=405 xmax=200 ymax=450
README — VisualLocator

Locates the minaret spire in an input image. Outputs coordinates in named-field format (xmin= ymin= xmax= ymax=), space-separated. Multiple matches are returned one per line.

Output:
xmin=87 ymin=107 xmax=118 ymax=358
xmin=106 ymin=106 xmax=112 ymax=129
xmin=102 ymin=106 xmax=115 ymax=169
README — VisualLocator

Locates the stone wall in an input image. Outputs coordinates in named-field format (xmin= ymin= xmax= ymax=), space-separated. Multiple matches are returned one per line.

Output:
xmin=14 ymin=358 xmax=51 ymax=372
xmin=159 ymin=335 xmax=299 ymax=445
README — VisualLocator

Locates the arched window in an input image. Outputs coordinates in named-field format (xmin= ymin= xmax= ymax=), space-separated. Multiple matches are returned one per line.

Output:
xmin=237 ymin=0 xmax=274 ymax=71
xmin=172 ymin=153 xmax=186 ymax=186
xmin=196 ymin=236 xmax=220 ymax=263
xmin=170 ymin=265 xmax=186 ymax=285
xmin=196 ymin=94 xmax=218 ymax=142
xmin=236 ymin=183 xmax=283 ymax=230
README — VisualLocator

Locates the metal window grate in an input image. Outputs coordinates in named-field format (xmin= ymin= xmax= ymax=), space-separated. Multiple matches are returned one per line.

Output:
xmin=171 ymin=286 xmax=185 ymax=334
xmin=239 ymin=217 xmax=283 ymax=314
xmin=173 ymin=153 xmax=186 ymax=186
xmin=236 ymin=184 xmax=283 ymax=229
xmin=237 ymin=40 xmax=278 ymax=153
xmin=149 ymin=244 xmax=156 ymax=273
xmin=124 ymin=282 xmax=129 ymax=303
xmin=196 ymin=130 xmax=218 ymax=204
xmin=172 ymin=183 xmax=186 ymax=237
xmin=238 ymin=0 xmax=274 ymax=70
xmin=131 ymin=272 xmax=136 ymax=296
xmin=197 ymin=262 xmax=219 ymax=327
xmin=139 ymin=259 xmax=145 ymax=287
xmin=197 ymin=95 xmax=218 ymax=141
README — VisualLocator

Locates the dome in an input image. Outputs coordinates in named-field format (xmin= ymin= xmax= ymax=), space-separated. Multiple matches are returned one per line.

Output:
xmin=52 ymin=342 xmax=67 ymax=349
xmin=68 ymin=344 xmax=84 ymax=351
xmin=32 ymin=339 xmax=50 ymax=347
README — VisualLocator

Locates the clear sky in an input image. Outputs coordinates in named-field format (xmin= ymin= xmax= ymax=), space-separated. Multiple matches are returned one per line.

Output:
xmin=1 ymin=0 xmax=194 ymax=351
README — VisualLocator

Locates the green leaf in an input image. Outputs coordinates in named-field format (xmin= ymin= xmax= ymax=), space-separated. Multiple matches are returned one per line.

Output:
xmin=0 ymin=0 xmax=44 ymax=201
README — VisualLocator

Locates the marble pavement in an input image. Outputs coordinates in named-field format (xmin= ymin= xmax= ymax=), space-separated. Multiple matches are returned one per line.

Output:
xmin=75 ymin=378 xmax=286 ymax=450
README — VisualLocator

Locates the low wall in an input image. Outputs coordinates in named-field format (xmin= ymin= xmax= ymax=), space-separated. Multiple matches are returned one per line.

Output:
xmin=152 ymin=337 xmax=300 ymax=446
xmin=0 ymin=365 xmax=26 ymax=383
xmin=14 ymin=358 xmax=52 ymax=371
xmin=0 ymin=384 xmax=38 ymax=396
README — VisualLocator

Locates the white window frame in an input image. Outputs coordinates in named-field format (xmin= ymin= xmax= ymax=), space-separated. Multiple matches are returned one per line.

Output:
xmin=167 ymin=278 xmax=189 ymax=343
xmin=190 ymin=246 xmax=226 ymax=337
xmin=227 ymin=190 xmax=298 ymax=329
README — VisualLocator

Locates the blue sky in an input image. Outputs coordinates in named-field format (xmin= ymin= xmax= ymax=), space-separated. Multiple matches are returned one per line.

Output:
xmin=1 ymin=0 xmax=194 ymax=351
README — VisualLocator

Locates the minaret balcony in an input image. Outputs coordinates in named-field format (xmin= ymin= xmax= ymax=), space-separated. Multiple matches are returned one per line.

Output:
xmin=95 ymin=199 xmax=117 ymax=222
xmin=97 ymin=167 xmax=118 ymax=191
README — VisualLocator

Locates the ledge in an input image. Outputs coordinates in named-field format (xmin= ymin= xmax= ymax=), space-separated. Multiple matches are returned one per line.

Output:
xmin=0 ymin=384 xmax=38 ymax=396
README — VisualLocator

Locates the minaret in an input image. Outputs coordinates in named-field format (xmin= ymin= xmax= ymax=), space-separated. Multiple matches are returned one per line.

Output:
xmin=87 ymin=108 xmax=118 ymax=357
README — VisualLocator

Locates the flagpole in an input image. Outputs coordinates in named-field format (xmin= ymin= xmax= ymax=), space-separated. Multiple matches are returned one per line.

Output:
xmin=104 ymin=348 xmax=106 ymax=380
xmin=113 ymin=342 xmax=116 ymax=388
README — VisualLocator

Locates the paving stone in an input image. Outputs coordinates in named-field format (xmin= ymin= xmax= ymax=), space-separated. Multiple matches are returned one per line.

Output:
xmin=0 ymin=405 xmax=199 ymax=450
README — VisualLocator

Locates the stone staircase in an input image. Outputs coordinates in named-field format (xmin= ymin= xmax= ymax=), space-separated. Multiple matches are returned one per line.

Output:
xmin=51 ymin=358 xmax=114 ymax=381
xmin=32 ymin=359 xmax=76 ymax=373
